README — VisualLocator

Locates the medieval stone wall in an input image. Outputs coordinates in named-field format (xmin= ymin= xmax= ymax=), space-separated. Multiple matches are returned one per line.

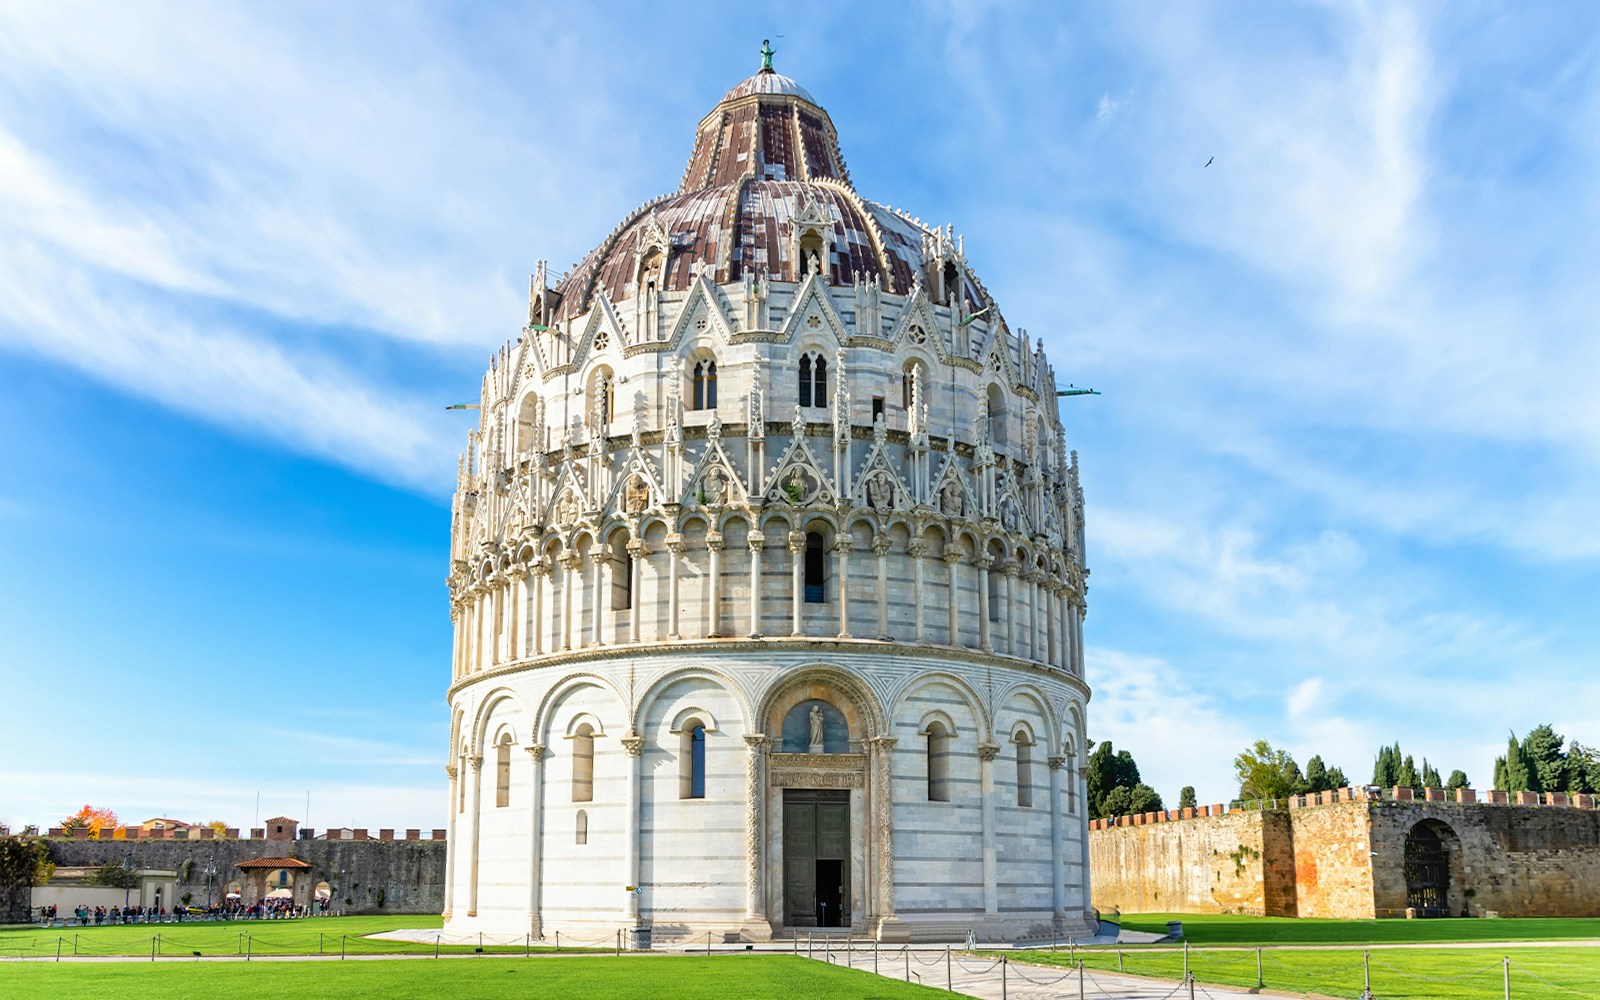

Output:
xmin=1089 ymin=789 xmax=1600 ymax=919
xmin=43 ymin=838 xmax=446 ymax=914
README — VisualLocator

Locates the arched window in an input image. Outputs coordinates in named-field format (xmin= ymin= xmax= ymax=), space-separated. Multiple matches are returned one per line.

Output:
xmin=575 ymin=809 xmax=588 ymax=846
xmin=609 ymin=534 xmax=632 ymax=611
xmin=571 ymin=723 xmax=595 ymax=803
xmin=798 ymin=352 xmax=828 ymax=408
xmin=943 ymin=261 xmax=961 ymax=306
xmin=926 ymin=721 xmax=953 ymax=802
xmin=987 ymin=383 xmax=1007 ymax=447
xmin=1014 ymin=734 xmax=1034 ymax=808
xmin=804 ymin=531 xmax=826 ymax=603
xmin=495 ymin=734 xmax=512 ymax=808
xmin=692 ymin=360 xmax=718 ymax=410
xmin=681 ymin=722 xmax=707 ymax=799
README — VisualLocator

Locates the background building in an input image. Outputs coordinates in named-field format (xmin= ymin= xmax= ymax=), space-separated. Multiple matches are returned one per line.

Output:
xmin=444 ymin=51 xmax=1092 ymax=944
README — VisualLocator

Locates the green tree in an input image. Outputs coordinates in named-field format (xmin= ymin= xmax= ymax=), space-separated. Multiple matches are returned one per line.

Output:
xmin=1234 ymin=739 xmax=1302 ymax=802
xmin=1446 ymin=769 xmax=1470 ymax=791
xmin=0 ymin=837 xmax=54 ymax=889
xmin=1373 ymin=744 xmax=1399 ymax=787
xmin=1305 ymin=755 xmax=1329 ymax=793
xmin=1494 ymin=732 xmax=1535 ymax=792
xmin=1325 ymin=765 xmax=1349 ymax=789
xmin=84 ymin=863 xmax=138 ymax=890
xmin=1421 ymin=759 xmax=1442 ymax=789
xmin=1128 ymin=784 xmax=1164 ymax=814
xmin=1086 ymin=740 xmax=1145 ymax=820
xmin=1523 ymin=725 xmax=1567 ymax=793
xmin=1569 ymin=744 xmax=1600 ymax=794
xmin=1178 ymin=786 xmax=1197 ymax=810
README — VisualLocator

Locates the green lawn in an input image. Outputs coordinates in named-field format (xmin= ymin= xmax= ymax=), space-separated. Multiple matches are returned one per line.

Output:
xmin=1114 ymin=911 xmax=1600 ymax=944
xmin=0 ymin=915 xmax=605 ymax=959
xmin=1008 ymin=945 xmax=1600 ymax=999
xmin=0 ymin=954 xmax=947 ymax=1000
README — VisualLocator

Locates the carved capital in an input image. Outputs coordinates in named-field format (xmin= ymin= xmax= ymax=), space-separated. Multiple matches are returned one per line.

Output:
xmin=706 ymin=532 xmax=725 ymax=552
xmin=445 ymin=764 xmax=458 ymax=779
xmin=665 ymin=534 xmax=686 ymax=555
xmin=872 ymin=536 xmax=893 ymax=557
xmin=834 ymin=533 xmax=854 ymax=552
xmin=977 ymin=742 xmax=1002 ymax=762
xmin=1001 ymin=561 xmax=1020 ymax=578
xmin=1048 ymin=755 xmax=1069 ymax=771
xmin=743 ymin=734 xmax=770 ymax=753
xmin=560 ymin=553 xmax=582 ymax=570
xmin=908 ymin=542 xmax=927 ymax=558
xmin=588 ymin=551 xmax=607 ymax=566
xmin=620 ymin=734 xmax=645 ymax=757
xmin=747 ymin=531 xmax=766 ymax=552
xmin=788 ymin=530 xmax=806 ymax=554
xmin=974 ymin=555 xmax=994 ymax=571
xmin=526 ymin=743 xmax=547 ymax=763
xmin=627 ymin=541 xmax=648 ymax=558
xmin=942 ymin=551 xmax=964 ymax=566
xmin=865 ymin=735 xmax=898 ymax=755
xmin=468 ymin=755 xmax=485 ymax=771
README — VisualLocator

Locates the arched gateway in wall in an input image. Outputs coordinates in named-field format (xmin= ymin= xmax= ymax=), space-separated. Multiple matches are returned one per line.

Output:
xmin=442 ymin=46 xmax=1093 ymax=944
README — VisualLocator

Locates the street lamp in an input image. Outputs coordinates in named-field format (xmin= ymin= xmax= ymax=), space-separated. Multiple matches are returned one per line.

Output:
xmin=121 ymin=853 xmax=136 ymax=912
xmin=204 ymin=861 xmax=218 ymax=910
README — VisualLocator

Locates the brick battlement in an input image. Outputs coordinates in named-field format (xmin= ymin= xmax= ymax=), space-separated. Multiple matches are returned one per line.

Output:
xmin=1086 ymin=787 xmax=1598 ymax=831
xmin=40 ymin=826 xmax=447 ymax=842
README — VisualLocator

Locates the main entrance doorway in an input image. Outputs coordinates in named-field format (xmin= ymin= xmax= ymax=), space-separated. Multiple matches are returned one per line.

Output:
xmin=783 ymin=789 xmax=850 ymax=928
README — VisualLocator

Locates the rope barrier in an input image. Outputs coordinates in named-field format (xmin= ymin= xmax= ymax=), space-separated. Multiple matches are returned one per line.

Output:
xmin=1509 ymin=960 xmax=1600 ymax=996
xmin=1369 ymin=955 xmax=1505 ymax=981
xmin=1007 ymin=962 xmax=1078 ymax=986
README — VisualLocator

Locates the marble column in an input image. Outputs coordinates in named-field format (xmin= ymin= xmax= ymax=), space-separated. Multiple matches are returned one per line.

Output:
xmin=873 ymin=535 xmax=892 ymax=639
xmin=561 ymin=554 xmax=580 ymax=650
xmin=508 ymin=569 xmax=524 ymax=660
xmin=976 ymin=556 xmax=993 ymax=652
xmin=1003 ymin=562 xmax=1019 ymax=655
xmin=1048 ymin=754 xmax=1067 ymax=925
xmin=746 ymin=532 xmax=765 ymax=638
xmin=466 ymin=754 xmax=484 ymax=916
xmin=1045 ymin=583 xmax=1058 ymax=666
xmin=442 ymin=763 xmax=458 ymax=919
xmin=627 ymin=541 xmax=646 ymax=644
xmin=527 ymin=743 xmax=546 ymax=936
xmin=666 ymin=535 xmax=685 ymax=640
xmin=978 ymin=742 xmax=1000 ymax=916
xmin=908 ymin=542 xmax=926 ymax=642
xmin=706 ymin=531 xmax=724 ymax=638
xmin=530 ymin=561 xmax=547 ymax=656
xmin=867 ymin=736 xmax=906 ymax=941
xmin=788 ymin=531 xmax=805 ymax=637
xmin=741 ymin=734 xmax=771 ymax=938
xmin=943 ymin=551 xmax=962 ymax=647
xmin=449 ymin=606 xmax=462 ymax=680
xmin=621 ymin=733 xmax=644 ymax=925
xmin=589 ymin=551 xmax=606 ymax=646
xmin=835 ymin=533 xmax=853 ymax=638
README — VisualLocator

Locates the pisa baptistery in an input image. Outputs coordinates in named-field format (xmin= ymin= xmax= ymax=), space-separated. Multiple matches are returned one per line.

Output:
xmin=444 ymin=48 xmax=1092 ymax=944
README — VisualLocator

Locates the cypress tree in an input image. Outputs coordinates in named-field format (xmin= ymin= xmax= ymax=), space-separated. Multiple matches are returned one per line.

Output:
xmin=1421 ymin=759 xmax=1442 ymax=788
xmin=1397 ymin=754 xmax=1420 ymax=788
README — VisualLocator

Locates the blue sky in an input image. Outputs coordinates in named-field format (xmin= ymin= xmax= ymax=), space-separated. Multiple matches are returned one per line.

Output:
xmin=3 ymin=2 xmax=1597 ymax=830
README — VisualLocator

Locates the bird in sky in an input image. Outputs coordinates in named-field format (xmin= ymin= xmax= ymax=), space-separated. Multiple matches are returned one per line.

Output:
xmin=1204 ymin=156 xmax=1215 ymax=167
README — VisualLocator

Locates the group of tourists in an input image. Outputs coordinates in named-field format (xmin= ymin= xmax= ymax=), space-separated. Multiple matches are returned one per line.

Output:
xmin=38 ymin=898 xmax=334 ymax=926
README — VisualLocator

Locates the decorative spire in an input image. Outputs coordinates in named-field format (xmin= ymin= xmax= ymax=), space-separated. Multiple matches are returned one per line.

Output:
xmin=760 ymin=38 xmax=775 ymax=73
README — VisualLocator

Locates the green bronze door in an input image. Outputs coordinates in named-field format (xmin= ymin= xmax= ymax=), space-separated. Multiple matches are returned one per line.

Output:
xmin=783 ymin=789 xmax=850 ymax=928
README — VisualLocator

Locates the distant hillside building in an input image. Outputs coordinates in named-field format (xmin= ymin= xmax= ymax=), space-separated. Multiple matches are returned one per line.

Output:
xmin=443 ymin=46 xmax=1092 ymax=944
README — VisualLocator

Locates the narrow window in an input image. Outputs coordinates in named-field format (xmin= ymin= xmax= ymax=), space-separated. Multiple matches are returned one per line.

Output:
xmin=495 ymin=735 xmax=512 ymax=808
xmin=813 ymin=356 xmax=828 ymax=408
xmin=1015 ymin=737 xmax=1033 ymax=808
xmin=572 ymin=724 xmax=595 ymax=803
xmin=610 ymin=536 xmax=632 ymax=611
xmin=902 ymin=370 xmax=913 ymax=409
xmin=927 ymin=722 xmax=952 ymax=802
xmin=681 ymin=722 xmax=707 ymax=799
xmin=804 ymin=531 xmax=825 ymax=603
xmin=692 ymin=361 xmax=706 ymax=411
xmin=575 ymin=809 xmax=588 ymax=846
xmin=871 ymin=396 xmax=885 ymax=422
xmin=987 ymin=384 xmax=1006 ymax=447
xmin=799 ymin=355 xmax=813 ymax=408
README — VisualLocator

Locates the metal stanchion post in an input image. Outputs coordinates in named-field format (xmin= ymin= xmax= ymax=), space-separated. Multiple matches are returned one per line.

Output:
xmin=616 ymin=929 xmax=621 ymax=957
xmin=1362 ymin=949 xmax=1372 ymax=999
xmin=906 ymin=947 xmax=911 ymax=983
xmin=1002 ymin=954 xmax=1008 ymax=1000
xmin=247 ymin=935 xmax=252 ymax=961
xmin=526 ymin=933 xmax=530 ymax=958
xmin=341 ymin=935 xmax=346 ymax=960
xmin=707 ymin=931 xmax=712 ymax=958
xmin=436 ymin=935 xmax=440 ymax=959
xmin=1183 ymin=940 xmax=1189 ymax=980
xmin=1257 ymin=946 xmax=1263 ymax=988
xmin=874 ymin=938 xmax=878 ymax=974
xmin=556 ymin=931 xmax=560 ymax=952
xmin=1079 ymin=959 xmax=1085 ymax=999
xmin=55 ymin=937 xmax=62 ymax=962
xmin=1117 ymin=947 xmax=1123 ymax=973
xmin=1504 ymin=955 xmax=1511 ymax=1000
xmin=1188 ymin=970 xmax=1195 ymax=1000
xmin=947 ymin=946 xmax=952 ymax=991
xmin=150 ymin=936 xmax=156 ymax=961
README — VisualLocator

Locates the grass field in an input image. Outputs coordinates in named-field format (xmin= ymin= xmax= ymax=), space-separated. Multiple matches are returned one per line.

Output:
xmin=0 ymin=915 xmax=608 ymax=959
xmin=1114 ymin=911 xmax=1600 ymax=945
xmin=1010 ymin=944 xmax=1600 ymax=999
xmin=0 ymin=954 xmax=947 ymax=1000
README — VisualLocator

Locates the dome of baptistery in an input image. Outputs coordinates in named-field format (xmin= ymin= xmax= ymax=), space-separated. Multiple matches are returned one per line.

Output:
xmin=444 ymin=45 xmax=1091 ymax=946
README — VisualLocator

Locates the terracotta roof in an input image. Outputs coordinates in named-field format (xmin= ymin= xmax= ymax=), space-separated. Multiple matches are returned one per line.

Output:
xmin=262 ymin=816 xmax=298 ymax=824
xmin=235 ymin=857 xmax=312 ymax=870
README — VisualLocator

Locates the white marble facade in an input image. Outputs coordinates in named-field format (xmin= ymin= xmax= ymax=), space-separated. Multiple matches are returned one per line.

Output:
xmin=444 ymin=58 xmax=1092 ymax=944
